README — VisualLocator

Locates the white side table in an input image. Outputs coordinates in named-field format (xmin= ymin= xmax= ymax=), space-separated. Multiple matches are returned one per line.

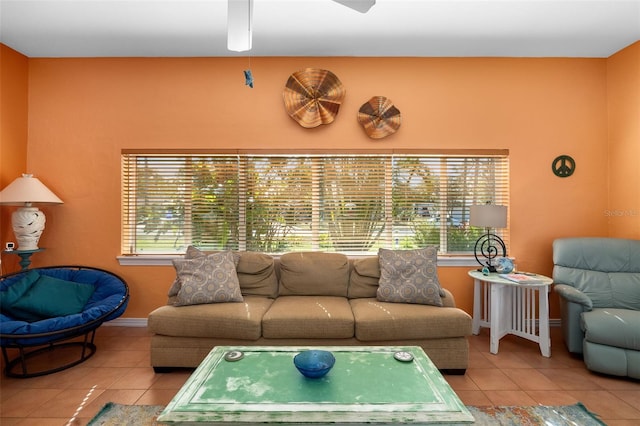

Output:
xmin=468 ymin=270 xmax=553 ymax=357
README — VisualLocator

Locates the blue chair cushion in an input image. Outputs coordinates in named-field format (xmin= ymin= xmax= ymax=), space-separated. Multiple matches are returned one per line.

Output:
xmin=0 ymin=270 xmax=41 ymax=310
xmin=581 ymin=308 xmax=640 ymax=351
xmin=1 ymin=273 xmax=95 ymax=322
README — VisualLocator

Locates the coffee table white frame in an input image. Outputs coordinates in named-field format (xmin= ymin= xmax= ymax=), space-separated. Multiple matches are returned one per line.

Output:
xmin=468 ymin=270 xmax=553 ymax=357
xmin=158 ymin=345 xmax=474 ymax=425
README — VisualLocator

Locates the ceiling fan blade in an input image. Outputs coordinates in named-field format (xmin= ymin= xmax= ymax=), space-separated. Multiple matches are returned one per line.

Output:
xmin=227 ymin=0 xmax=253 ymax=52
xmin=332 ymin=0 xmax=376 ymax=13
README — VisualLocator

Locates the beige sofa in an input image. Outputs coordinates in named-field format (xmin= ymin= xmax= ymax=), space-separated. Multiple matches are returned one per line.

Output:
xmin=148 ymin=251 xmax=472 ymax=374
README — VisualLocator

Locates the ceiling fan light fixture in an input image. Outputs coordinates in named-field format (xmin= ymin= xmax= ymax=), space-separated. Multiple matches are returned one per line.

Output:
xmin=332 ymin=0 xmax=376 ymax=13
xmin=227 ymin=0 xmax=253 ymax=52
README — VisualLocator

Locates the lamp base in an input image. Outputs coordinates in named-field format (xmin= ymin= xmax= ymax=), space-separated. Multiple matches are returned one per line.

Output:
xmin=476 ymin=265 xmax=498 ymax=273
xmin=12 ymin=207 xmax=46 ymax=251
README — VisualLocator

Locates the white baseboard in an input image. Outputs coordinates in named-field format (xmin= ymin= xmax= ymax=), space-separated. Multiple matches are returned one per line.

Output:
xmin=104 ymin=317 xmax=148 ymax=327
xmin=104 ymin=318 xmax=562 ymax=329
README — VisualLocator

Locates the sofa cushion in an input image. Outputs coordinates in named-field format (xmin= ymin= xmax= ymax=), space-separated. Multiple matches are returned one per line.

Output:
xmin=553 ymin=268 xmax=640 ymax=310
xmin=581 ymin=308 xmax=640 ymax=351
xmin=553 ymin=237 xmax=640 ymax=273
xmin=278 ymin=252 xmax=349 ymax=297
xmin=350 ymin=298 xmax=471 ymax=341
xmin=348 ymin=256 xmax=380 ymax=298
xmin=173 ymin=251 xmax=243 ymax=306
xmin=235 ymin=251 xmax=279 ymax=298
xmin=262 ymin=296 xmax=354 ymax=338
xmin=377 ymin=247 xmax=443 ymax=306
xmin=148 ymin=295 xmax=273 ymax=340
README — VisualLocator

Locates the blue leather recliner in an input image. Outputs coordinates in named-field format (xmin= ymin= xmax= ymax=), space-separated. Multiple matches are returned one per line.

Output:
xmin=553 ymin=237 xmax=640 ymax=379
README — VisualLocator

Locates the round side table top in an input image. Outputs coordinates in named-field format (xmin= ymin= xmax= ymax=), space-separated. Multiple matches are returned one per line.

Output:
xmin=468 ymin=269 xmax=553 ymax=286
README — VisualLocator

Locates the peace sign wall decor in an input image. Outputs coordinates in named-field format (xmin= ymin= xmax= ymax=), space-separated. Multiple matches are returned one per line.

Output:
xmin=552 ymin=155 xmax=576 ymax=178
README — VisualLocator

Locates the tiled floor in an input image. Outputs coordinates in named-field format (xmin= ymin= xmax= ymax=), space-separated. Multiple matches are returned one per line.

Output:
xmin=0 ymin=326 xmax=638 ymax=425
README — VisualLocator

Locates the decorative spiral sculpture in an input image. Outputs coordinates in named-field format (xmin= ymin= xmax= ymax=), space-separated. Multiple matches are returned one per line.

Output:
xmin=474 ymin=233 xmax=506 ymax=271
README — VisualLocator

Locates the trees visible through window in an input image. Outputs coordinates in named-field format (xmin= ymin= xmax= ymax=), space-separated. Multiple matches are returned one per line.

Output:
xmin=121 ymin=150 xmax=509 ymax=255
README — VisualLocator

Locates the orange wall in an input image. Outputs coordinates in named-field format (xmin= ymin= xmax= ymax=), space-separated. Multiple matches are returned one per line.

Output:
xmin=0 ymin=45 xmax=29 ymax=273
xmin=4 ymin=49 xmax=637 ymax=319
xmin=607 ymin=41 xmax=640 ymax=238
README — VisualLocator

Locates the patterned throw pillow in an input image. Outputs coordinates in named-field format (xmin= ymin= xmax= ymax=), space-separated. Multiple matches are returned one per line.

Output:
xmin=168 ymin=246 xmax=239 ymax=297
xmin=376 ymin=247 xmax=443 ymax=306
xmin=173 ymin=251 xmax=243 ymax=306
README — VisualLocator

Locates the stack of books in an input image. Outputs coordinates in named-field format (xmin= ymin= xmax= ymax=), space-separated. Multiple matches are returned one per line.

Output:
xmin=498 ymin=273 xmax=543 ymax=284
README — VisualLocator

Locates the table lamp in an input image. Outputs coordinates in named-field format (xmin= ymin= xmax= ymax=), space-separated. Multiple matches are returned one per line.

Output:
xmin=470 ymin=203 xmax=507 ymax=272
xmin=0 ymin=174 xmax=63 ymax=251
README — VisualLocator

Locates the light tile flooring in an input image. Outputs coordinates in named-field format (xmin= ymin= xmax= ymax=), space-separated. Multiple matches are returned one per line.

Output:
xmin=0 ymin=326 xmax=638 ymax=425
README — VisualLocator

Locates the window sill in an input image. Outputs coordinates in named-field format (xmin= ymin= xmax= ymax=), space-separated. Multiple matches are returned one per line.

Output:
xmin=116 ymin=254 xmax=479 ymax=267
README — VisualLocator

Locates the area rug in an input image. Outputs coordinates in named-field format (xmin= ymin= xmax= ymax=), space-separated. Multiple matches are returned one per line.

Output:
xmin=88 ymin=402 xmax=606 ymax=425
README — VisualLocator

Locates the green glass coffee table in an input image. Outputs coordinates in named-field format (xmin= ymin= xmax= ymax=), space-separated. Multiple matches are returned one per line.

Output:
xmin=158 ymin=346 xmax=473 ymax=425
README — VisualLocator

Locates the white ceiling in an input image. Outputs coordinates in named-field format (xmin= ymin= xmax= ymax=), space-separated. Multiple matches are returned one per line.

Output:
xmin=1 ymin=0 xmax=639 ymax=58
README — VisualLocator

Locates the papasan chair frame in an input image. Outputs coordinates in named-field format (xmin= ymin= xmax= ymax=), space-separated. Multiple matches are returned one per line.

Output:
xmin=0 ymin=265 xmax=129 ymax=378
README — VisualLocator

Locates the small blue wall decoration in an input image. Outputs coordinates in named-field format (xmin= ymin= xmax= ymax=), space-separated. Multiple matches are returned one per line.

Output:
xmin=244 ymin=69 xmax=254 ymax=88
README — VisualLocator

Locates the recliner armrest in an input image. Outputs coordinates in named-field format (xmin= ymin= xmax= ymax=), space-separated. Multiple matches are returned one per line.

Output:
xmin=553 ymin=284 xmax=593 ymax=310
xmin=554 ymin=284 xmax=591 ymax=354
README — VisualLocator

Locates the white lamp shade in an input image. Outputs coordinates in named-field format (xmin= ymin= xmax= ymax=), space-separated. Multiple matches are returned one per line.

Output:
xmin=470 ymin=204 xmax=507 ymax=228
xmin=0 ymin=174 xmax=63 ymax=205
xmin=227 ymin=0 xmax=253 ymax=52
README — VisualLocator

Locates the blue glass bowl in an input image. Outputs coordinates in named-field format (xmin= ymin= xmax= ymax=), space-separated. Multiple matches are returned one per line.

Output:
xmin=495 ymin=257 xmax=515 ymax=274
xmin=293 ymin=350 xmax=335 ymax=378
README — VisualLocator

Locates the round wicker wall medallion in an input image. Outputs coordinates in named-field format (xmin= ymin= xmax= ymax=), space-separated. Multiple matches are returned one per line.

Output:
xmin=283 ymin=68 xmax=346 ymax=128
xmin=357 ymin=96 xmax=401 ymax=139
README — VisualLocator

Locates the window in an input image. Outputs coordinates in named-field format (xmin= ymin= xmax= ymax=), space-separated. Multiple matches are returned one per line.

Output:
xmin=121 ymin=150 xmax=509 ymax=256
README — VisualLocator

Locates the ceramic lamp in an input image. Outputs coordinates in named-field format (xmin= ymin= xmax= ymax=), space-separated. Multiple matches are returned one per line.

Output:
xmin=0 ymin=174 xmax=63 ymax=250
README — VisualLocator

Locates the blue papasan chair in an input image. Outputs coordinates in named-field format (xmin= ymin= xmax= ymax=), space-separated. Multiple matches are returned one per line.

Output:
xmin=0 ymin=266 xmax=129 ymax=378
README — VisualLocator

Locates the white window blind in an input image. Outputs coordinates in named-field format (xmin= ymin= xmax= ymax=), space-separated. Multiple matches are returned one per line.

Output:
xmin=122 ymin=150 xmax=509 ymax=255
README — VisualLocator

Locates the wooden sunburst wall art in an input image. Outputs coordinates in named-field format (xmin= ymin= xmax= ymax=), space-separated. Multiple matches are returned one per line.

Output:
xmin=357 ymin=96 xmax=401 ymax=139
xmin=283 ymin=68 xmax=346 ymax=128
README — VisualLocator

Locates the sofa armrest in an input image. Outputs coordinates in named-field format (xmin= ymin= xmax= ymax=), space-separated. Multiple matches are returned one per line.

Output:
xmin=554 ymin=284 xmax=593 ymax=310
xmin=554 ymin=284 xmax=591 ymax=354
xmin=441 ymin=288 xmax=456 ymax=308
